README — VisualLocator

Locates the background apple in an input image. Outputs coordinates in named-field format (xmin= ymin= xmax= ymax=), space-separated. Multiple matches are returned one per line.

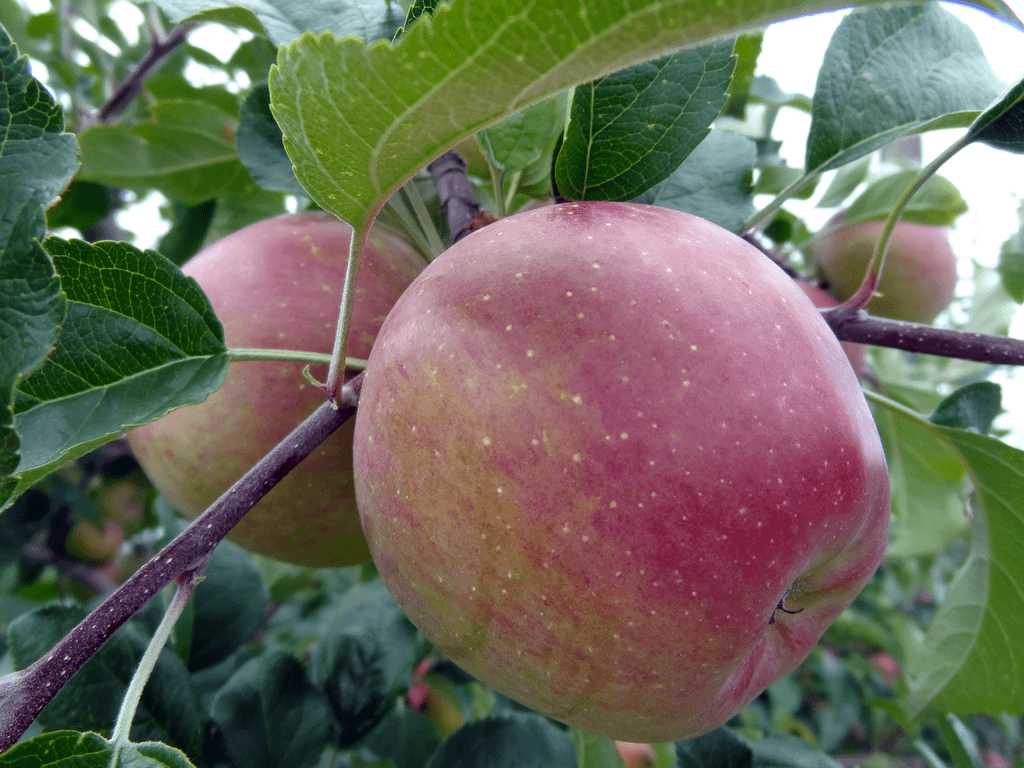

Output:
xmin=63 ymin=519 xmax=126 ymax=566
xmin=128 ymin=212 xmax=427 ymax=567
xmin=796 ymin=282 xmax=867 ymax=376
xmin=810 ymin=216 xmax=958 ymax=324
xmin=616 ymin=741 xmax=657 ymax=768
xmin=353 ymin=202 xmax=890 ymax=742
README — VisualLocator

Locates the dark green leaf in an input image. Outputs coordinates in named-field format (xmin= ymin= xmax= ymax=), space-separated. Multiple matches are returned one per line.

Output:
xmin=209 ymin=649 xmax=333 ymax=768
xmin=7 ymin=238 xmax=228 ymax=507
xmin=0 ymin=731 xmax=198 ymax=767
xmin=310 ymin=580 xmax=419 ymax=746
xmin=676 ymin=727 xmax=753 ymax=767
xmin=46 ymin=180 xmax=117 ymax=233
xmin=633 ymin=129 xmax=755 ymax=233
xmin=237 ymin=82 xmax=306 ymax=194
xmin=156 ymin=199 xmax=217 ymax=267
xmin=930 ymin=382 xmax=1002 ymax=435
xmin=151 ymin=0 xmax=405 ymax=46
xmin=78 ymin=100 xmax=259 ymax=206
xmin=748 ymin=731 xmax=843 ymax=767
xmin=7 ymin=604 xmax=206 ymax=760
xmin=183 ymin=536 xmax=271 ymax=671
xmin=422 ymin=713 xmax=576 ymax=768
xmin=478 ymin=94 xmax=566 ymax=177
xmin=968 ymin=77 xmax=1024 ymax=153
xmin=841 ymin=171 xmax=967 ymax=227
xmin=356 ymin=703 xmax=444 ymax=768
xmin=555 ymin=39 xmax=736 ymax=201
xmin=805 ymin=2 xmax=1005 ymax=174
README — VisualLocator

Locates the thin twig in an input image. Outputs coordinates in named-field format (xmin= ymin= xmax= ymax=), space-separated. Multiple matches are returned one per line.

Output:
xmin=0 ymin=379 xmax=360 ymax=751
xmin=92 ymin=22 xmax=200 ymax=126
xmin=428 ymin=150 xmax=482 ymax=243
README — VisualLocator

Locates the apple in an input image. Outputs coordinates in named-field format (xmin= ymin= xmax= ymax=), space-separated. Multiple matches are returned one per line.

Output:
xmin=352 ymin=202 xmax=890 ymax=742
xmin=796 ymin=282 xmax=867 ymax=376
xmin=128 ymin=211 xmax=427 ymax=567
xmin=811 ymin=215 xmax=958 ymax=324
xmin=64 ymin=520 xmax=126 ymax=566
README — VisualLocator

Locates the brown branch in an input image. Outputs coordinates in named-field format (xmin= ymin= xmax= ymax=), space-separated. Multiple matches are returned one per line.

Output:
xmin=0 ymin=377 xmax=361 ymax=751
xmin=822 ymin=307 xmax=1024 ymax=365
xmin=92 ymin=22 xmax=200 ymax=126
xmin=427 ymin=150 xmax=482 ymax=244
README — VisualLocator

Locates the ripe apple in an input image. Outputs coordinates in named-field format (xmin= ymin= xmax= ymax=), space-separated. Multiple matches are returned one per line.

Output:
xmin=796 ymin=282 xmax=867 ymax=376
xmin=811 ymin=215 xmax=958 ymax=324
xmin=128 ymin=211 xmax=427 ymax=567
xmin=353 ymin=202 xmax=890 ymax=742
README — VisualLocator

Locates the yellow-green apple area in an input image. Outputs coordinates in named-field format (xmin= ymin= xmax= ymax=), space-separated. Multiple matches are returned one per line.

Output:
xmin=353 ymin=202 xmax=891 ymax=742
xmin=127 ymin=212 xmax=427 ymax=567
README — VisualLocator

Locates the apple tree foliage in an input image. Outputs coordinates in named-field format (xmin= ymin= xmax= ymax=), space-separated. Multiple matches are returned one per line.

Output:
xmin=2 ymin=0 xmax=1024 ymax=764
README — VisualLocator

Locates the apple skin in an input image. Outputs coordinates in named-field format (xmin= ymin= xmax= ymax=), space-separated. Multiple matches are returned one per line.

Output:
xmin=64 ymin=520 xmax=126 ymax=565
xmin=352 ymin=202 xmax=890 ymax=741
xmin=796 ymin=282 xmax=867 ymax=376
xmin=811 ymin=217 xmax=957 ymax=324
xmin=128 ymin=212 xmax=427 ymax=567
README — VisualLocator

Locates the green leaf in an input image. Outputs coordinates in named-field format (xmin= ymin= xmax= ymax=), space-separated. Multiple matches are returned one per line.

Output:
xmin=270 ymin=0 xmax=1019 ymax=231
xmin=723 ymin=33 xmax=762 ymax=118
xmin=840 ymin=171 xmax=967 ymax=227
xmin=633 ymin=129 xmax=755 ymax=233
xmin=310 ymin=580 xmax=419 ymax=746
xmin=930 ymin=383 xmax=1002 ymax=435
xmin=46 ymin=180 xmax=117 ymax=233
xmin=423 ymin=713 xmax=576 ymax=768
xmin=5 ymin=238 xmax=228 ymax=510
xmin=865 ymin=395 xmax=1024 ymax=719
xmin=0 ymin=731 xmax=197 ymax=768
xmin=554 ymin=38 xmax=736 ymax=201
xmin=874 ymin=399 xmax=967 ymax=559
xmin=0 ymin=26 xmax=79 ymax=208
xmin=814 ymin=156 xmax=871 ymax=209
xmin=478 ymin=94 xmax=566 ymax=177
xmin=237 ymin=82 xmax=306 ymax=194
xmin=967 ymin=76 xmax=1024 ymax=153
xmin=78 ymin=100 xmax=259 ymax=206
xmin=998 ymin=202 xmax=1024 ymax=303
xmin=150 ymin=0 xmax=404 ymax=46
xmin=805 ymin=2 xmax=1006 ymax=174
xmin=181 ymin=535 xmax=271 ymax=671
xmin=356 ymin=704 xmax=444 ymax=768
xmin=209 ymin=649 xmax=333 ymax=768
xmin=571 ymin=726 xmax=626 ymax=768
xmin=676 ymin=727 xmax=753 ymax=767
xmin=7 ymin=605 xmax=206 ymax=760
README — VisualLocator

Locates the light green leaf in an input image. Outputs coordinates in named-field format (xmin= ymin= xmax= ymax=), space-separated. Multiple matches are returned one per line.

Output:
xmin=633 ymin=129 xmax=756 ymax=233
xmin=998 ymin=202 xmax=1024 ymax=303
xmin=815 ymin=156 xmax=871 ymax=209
xmin=478 ymin=94 xmax=565 ymax=177
xmin=841 ymin=171 xmax=967 ymax=227
xmin=554 ymin=38 xmax=736 ymax=201
xmin=571 ymin=726 xmax=626 ymax=768
xmin=270 ymin=0 xmax=1021 ymax=232
xmin=5 ymin=238 xmax=228 ymax=510
xmin=150 ymin=0 xmax=404 ymax=46
xmin=78 ymin=100 xmax=259 ymax=206
xmin=805 ymin=2 xmax=1007 ymax=174
xmin=868 ymin=393 xmax=1024 ymax=719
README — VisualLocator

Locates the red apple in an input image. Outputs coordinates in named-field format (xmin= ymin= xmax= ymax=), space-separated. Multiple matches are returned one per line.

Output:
xmin=811 ymin=216 xmax=957 ymax=324
xmin=353 ymin=202 xmax=890 ymax=742
xmin=796 ymin=282 xmax=867 ymax=376
xmin=128 ymin=212 xmax=427 ymax=567
xmin=617 ymin=741 xmax=656 ymax=768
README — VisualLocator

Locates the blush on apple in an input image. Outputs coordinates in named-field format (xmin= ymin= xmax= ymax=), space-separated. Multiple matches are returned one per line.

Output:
xmin=128 ymin=211 xmax=427 ymax=567
xmin=353 ymin=202 xmax=890 ymax=742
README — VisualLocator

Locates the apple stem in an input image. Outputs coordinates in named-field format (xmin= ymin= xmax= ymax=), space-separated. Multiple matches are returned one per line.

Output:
xmin=0 ymin=388 xmax=358 ymax=750
xmin=326 ymin=227 xmax=370 ymax=403
xmin=428 ymin=150 xmax=482 ymax=243
xmin=109 ymin=556 xmax=209 ymax=752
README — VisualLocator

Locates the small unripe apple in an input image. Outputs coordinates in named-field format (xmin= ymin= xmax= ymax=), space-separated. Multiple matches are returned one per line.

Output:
xmin=811 ymin=216 xmax=957 ymax=324
xmin=796 ymin=282 xmax=867 ymax=376
xmin=354 ymin=202 xmax=890 ymax=742
xmin=128 ymin=212 xmax=427 ymax=567
xmin=64 ymin=520 xmax=126 ymax=565
xmin=617 ymin=741 xmax=656 ymax=768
